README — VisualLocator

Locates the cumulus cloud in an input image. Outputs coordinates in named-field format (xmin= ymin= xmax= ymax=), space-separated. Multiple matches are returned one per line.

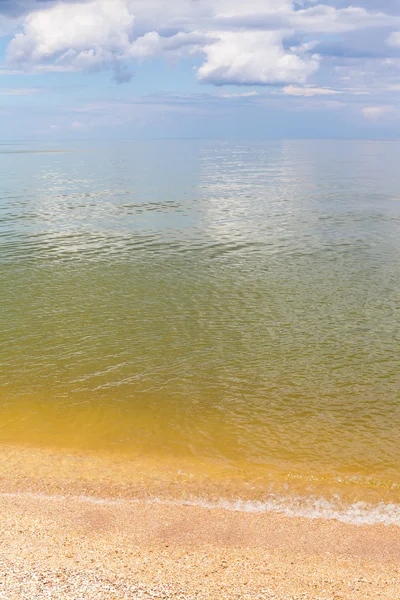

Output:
xmin=4 ymin=0 xmax=400 ymax=88
xmin=6 ymin=0 xmax=212 ymax=78
xmin=7 ymin=0 xmax=134 ymax=68
xmin=197 ymin=31 xmax=319 ymax=85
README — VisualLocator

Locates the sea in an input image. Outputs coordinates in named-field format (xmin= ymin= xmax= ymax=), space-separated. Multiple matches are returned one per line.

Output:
xmin=1 ymin=138 xmax=399 ymax=524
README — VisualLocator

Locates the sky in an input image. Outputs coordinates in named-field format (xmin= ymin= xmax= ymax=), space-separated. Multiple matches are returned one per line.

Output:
xmin=0 ymin=0 xmax=400 ymax=139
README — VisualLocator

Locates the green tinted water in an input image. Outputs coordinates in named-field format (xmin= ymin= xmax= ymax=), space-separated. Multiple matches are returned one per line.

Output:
xmin=0 ymin=140 xmax=399 ymax=506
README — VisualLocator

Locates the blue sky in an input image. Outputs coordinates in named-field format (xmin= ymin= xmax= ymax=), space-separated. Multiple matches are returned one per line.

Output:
xmin=1 ymin=0 xmax=400 ymax=139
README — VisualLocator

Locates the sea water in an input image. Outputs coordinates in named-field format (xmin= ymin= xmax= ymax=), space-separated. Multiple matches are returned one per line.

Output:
xmin=1 ymin=139 xmax=399 ymax=521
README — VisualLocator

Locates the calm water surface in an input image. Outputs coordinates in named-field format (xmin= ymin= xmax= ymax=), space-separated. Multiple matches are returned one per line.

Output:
xmin=0 ymin=140 xmax=399 ymax=512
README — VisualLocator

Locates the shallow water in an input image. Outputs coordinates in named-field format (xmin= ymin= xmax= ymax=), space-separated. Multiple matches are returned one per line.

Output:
xmin=0 ymin=139 xmax=399 ymax=511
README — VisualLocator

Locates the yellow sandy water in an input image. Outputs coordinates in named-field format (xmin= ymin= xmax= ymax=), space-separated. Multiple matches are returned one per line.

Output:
xmin=1 ymin=139 xmax=400 ymax=517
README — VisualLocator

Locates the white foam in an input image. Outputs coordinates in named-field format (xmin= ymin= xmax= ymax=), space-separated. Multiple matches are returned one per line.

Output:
xmin=2 ymin=490 xmax=400 ymax=526
xmin=164 ymin=496 xmax=400 ymax=526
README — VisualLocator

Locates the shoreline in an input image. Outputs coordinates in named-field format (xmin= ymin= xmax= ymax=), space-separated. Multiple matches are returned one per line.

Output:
xmin=1 ymin=444 xmax=400 ymax=598
xmin=0 ymin=443 xmax=399 ymax=525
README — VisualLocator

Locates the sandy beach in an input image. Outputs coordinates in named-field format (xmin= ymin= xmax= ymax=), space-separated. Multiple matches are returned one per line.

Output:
xmin=1 ymin=445 xmax=400 ymax=599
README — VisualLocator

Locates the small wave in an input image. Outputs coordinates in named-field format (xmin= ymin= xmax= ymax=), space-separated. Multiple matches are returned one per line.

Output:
xmin=165 ymin=496 xmax=400 ymax=527
xmin=1 ymin=491 xmax=400 ymax=526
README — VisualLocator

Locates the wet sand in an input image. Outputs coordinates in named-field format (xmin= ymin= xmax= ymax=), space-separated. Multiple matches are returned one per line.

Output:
xmin=1 ymin=445 xmax=400 ymax=599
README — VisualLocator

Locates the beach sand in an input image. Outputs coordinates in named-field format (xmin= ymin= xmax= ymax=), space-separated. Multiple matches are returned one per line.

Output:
xmin=1 ymin=445 xmax=399 ymax=599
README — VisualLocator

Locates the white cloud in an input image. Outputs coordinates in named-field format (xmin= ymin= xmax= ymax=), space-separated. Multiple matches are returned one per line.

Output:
xmin=6 ymin=0 xmax=213 ymax=81
xmin=362 ymin=105 xmax=393 ymax=118
xmin=127 ymin=31 xmax=212 ymax=60
xmin=0 ymin=87 xmax=38 ymax=95
xmin=71 ymin=120 xmax=86 ymax=129
xmin=7 ymin=0 xmax=135 ymax=69
xmin=286 ymin=5 xmax=398 ymax=33
xmin=282 ymin=85 xmax=341 ymax=96
xmin=197 ymin=31 xmax=319 ymax=85
xmin=4 ymin=0 xmax=400 ymax=88
xmin=214 ymin=5 xmax=399 ymax=34
xmin=387 ymin=31 xmax=400 ymax=47
xmin=218 ymin=91 xmax=259 ymax=98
